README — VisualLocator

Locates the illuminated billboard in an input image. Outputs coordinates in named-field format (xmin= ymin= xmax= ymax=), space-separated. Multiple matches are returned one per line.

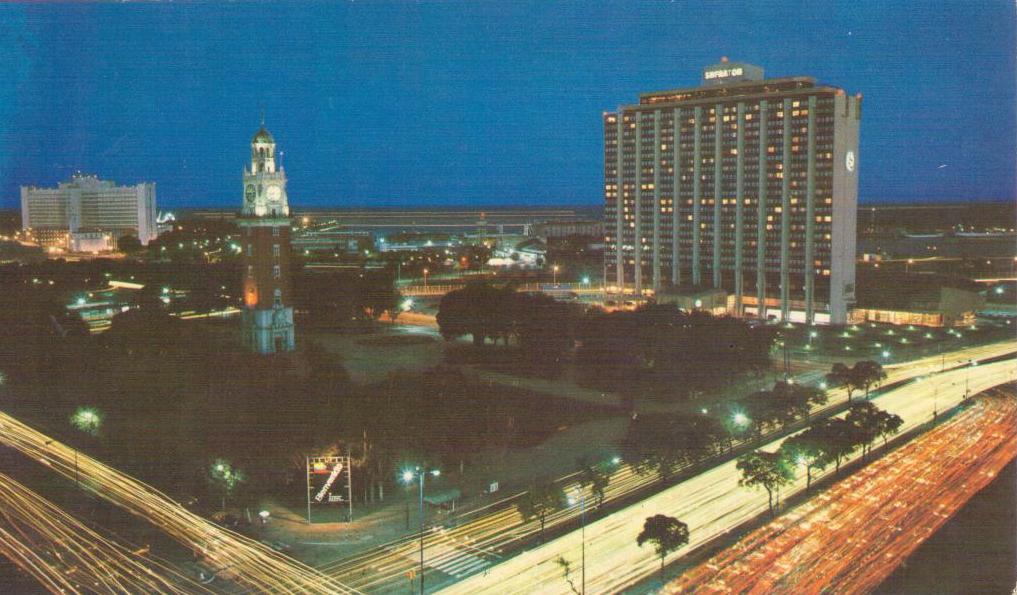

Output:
xmin=305 ymin=455 xmax=352 ymax=523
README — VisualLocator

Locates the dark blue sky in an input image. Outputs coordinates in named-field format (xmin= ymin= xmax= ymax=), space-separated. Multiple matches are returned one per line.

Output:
xmin=0 ymin=1 xmax=1013 ymax=209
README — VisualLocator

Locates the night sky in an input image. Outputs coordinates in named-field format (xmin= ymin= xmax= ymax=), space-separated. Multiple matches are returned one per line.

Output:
xmin=0 ymin=1 xmax=1013 ymax=210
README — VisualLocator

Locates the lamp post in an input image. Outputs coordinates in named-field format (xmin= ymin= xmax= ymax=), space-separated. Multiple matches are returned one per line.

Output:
xmin=402 ymin=466 xmax=440 ymax=595
xmin=422 ymin=268 xmax=429 ymax=289
xmin=731 ymin=411 xmax=751 ymax=447
xmin=69 ymin=407 xmax=102 ymax=489
xmin=552 ymin=264 xmax=560 ymax=286
xmin=567 ymin=489 xmax=586 ymax=594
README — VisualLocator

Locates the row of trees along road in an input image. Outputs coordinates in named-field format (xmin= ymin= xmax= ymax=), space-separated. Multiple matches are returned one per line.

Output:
xmin=620 ymin=379 xmax=828 ymax=482
xmin=738 ymin=400 xmax=903 ymax=516
xmin=826 ymin=360 xmax=888 ymax=401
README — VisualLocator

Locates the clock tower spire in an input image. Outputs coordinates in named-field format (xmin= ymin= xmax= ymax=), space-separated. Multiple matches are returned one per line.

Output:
xmin=238 ymin=123 xmax=296 ymax=354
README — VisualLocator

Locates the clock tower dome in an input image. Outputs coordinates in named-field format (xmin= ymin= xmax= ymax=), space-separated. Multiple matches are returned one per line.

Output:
xmin=238 ymin=123 xmax=296 ymax=353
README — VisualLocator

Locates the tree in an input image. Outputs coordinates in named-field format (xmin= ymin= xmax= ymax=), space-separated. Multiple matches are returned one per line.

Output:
xmin=117 ymin=234 xmax=142 ymax=254
xmin=876 ymin=410 xmax=904 ymax=447
xmin=436 ymin=283 xmax=515 ymax=346
xmin=555 ymin=556 xmax=582 ymax=595
xmin=622 ymin=413 xmax=723 ymax=482
xmin=780 ymin=428 xmax=831 ymax=491
xmin=516 ymin=480 xmax=565 ymax=541
xmin=852 ymin=360 xmax=887 ymax=398
xmin=826 ymin=363 xmax=856 ymax=401
xmin=846 ymin=401 xmax=884 ymax=457
xmin=812 ymin=417 xmax=861 ymax=473
xmin=209 ymin=459 xmax=246 ymax=512
xmin=774 ymin=381 xmax=829 ymax=422
xmin=513 ymin=293 xmax=578 ymax=368
xmin=636 ymin=514 xmax=689 ymax=583
xmin=736 ymin=450 xmax=795 ymax=516
xmin=576 ymin=458 xmax=611 ymax=507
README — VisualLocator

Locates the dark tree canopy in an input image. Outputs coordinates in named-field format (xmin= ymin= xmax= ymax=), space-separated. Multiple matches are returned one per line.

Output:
xmin=622 ymin=413 xmax=726 ymax=481
xmin=516 ymin=480 xmax=566 ymax=538
xmin=736 ymin=450 xmax=795 ymax=516
xmin=577 ymin=305 xmax=773 ymax=390
xmin=636 ymin=514 xmax=690 ymax=579
xmin=436 ymin=283 xmax=517 ymax=346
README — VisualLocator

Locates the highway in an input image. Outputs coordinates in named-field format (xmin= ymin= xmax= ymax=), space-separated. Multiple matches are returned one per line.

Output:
xmin=0 ymin=341 xmax=1009 ymax=594
xmin=667 ymin=386 xmax=1016 ymax=593
xmin=0 ymin=411 xmax=360 ymax=595
xmin=0 ymin=471 xmax=213 ymax=594
xmin=439 ymin=356 xmax=1017 ymax=594
xmin=317 ymin=340 xmax=1017 ymax=593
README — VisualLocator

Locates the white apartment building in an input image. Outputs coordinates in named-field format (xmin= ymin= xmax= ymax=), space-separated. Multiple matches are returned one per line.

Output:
xmin=21 ymin=174 xmax=158 ymax=248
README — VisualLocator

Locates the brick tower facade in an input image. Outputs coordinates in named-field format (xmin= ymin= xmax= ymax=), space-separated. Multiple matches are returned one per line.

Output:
xmin=238 ymin=124 xmax=296 ymax=353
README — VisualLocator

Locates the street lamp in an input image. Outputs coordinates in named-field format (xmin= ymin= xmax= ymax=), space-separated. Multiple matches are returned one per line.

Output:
xmin=69 ymin=407 xmax=102 ymax=488
xmin=567 ymin=488 xmax=586 ymax=594
xmin=552 ymin=264 xmax=560 ymax=286
xmin=402 ymin=466 xmax=441 ymax=595
xmin=422 ymin=268 xmax=429 ymax=288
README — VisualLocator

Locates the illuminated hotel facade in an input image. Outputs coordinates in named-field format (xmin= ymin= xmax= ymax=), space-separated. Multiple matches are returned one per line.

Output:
xmin=604 ymin=59 xmax=861 ymax=324
xmin=20 ymin=174 xmax=158 ymax=249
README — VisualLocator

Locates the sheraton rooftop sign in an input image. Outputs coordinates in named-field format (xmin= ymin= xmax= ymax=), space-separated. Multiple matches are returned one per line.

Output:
xmin=702 ymin=58 xmax=764 ymax=86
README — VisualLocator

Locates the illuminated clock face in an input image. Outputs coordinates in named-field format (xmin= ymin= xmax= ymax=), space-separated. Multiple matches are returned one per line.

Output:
xmin=267 ymin=185 xmax=282 ymax=202
xmin=244 ymin=184 xmax=256 ymax=203
xmin=846 ymin=150 xmax=855 ymax=172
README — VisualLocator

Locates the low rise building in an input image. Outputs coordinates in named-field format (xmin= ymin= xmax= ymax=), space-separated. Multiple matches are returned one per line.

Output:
xmin=850 ymin=272 xmax=984 ymax=327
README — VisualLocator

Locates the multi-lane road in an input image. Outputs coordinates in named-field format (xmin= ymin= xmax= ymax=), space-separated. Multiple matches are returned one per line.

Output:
xmin=0 ymin=411 xmax=360 ymax=595
xmin=667 ymin=386 xmax=1016 ymax=593
xmin=314 ymin=341 xmax=1016 ymax=593
xmin=439 ymin=356 xmax=1016 ymax=594
xmin=0 ymin=471 xmax=215 ymax=594
xmin=0 ymin=341 xmax=1012 ymax=594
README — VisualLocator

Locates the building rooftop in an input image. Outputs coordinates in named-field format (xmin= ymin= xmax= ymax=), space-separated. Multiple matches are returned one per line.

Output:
xmin=628 ymin=59 xmax=851 ymax=107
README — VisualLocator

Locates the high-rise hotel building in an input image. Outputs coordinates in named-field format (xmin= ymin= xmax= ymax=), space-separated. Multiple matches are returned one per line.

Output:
xmin=21 ymin=174 xmax=158 ymax=249
xmin=604 ymin=59 xmax=860 ymax=324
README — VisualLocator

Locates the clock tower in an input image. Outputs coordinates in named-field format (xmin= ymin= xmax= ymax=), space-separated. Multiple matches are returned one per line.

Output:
xmin=238 ymin=124 xmax=296 ymax=353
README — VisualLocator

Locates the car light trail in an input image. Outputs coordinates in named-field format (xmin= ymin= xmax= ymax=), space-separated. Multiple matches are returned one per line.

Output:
xmin=316 ymin=342 xmax=1016 ymax=592
xmin=0 ymin=471 xmax=214 ymax=594
xmin=0 ymin=411 xmax=360 ymax=594
xmin=438 ymin=357 xmax=1016 ymax=594
xmin=667 ymin=387 xmax=1016 ymax=594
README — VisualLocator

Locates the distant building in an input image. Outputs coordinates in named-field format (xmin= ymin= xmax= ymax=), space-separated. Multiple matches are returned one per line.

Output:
xmin=604 ymin=59 xmax=861 ymax=324
xmin=487 ymin=237 xmax=546 ymax=269
xmin=293 ymin=229 xmax=374 ymax=255
xmin=68 ymin=231 xmax=114 ymax=253
xmin=20 ymin=174 xmax=158 ymax=249
xmin=238 ymin=124 xmax=296 ymax=354
xmin=532 ymin=220 xmax=604 ymax=240
xmin=851 ymin=271 xmax=985 ymax=327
